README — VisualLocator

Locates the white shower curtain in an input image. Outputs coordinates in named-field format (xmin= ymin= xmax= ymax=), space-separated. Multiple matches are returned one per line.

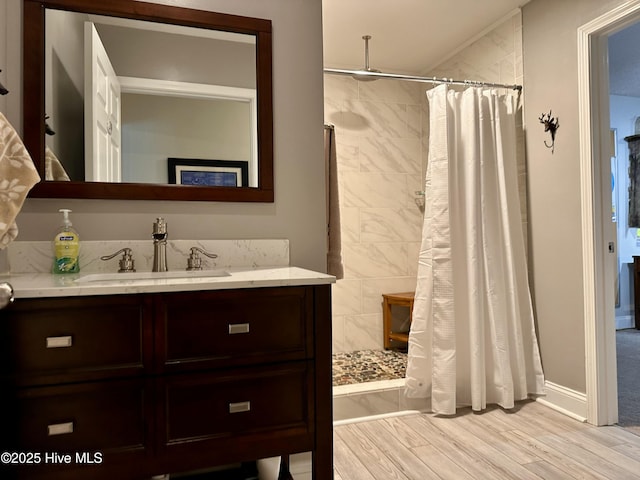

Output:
xmin=405 ymin=85 xmax=545 ymax=415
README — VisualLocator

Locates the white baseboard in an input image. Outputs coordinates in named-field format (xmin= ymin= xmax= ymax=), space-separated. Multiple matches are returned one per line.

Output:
xmin=535 ymin=381 xmax=587 ymax=422
xmin=333 ymin=409 xmax=421 ymax=426
xmin=616 ymin=314 xmax=634 ymax=330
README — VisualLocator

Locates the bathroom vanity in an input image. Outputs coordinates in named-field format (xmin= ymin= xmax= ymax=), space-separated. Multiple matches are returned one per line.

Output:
xmin=0 ymin=267 xmax=334 ymax=479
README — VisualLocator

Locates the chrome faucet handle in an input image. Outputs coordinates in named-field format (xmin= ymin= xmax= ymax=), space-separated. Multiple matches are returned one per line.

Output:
xmin=100 ymin=248 xmax=136 ymax=273
xmin=186 ymin=247 xmax=218 ymax=271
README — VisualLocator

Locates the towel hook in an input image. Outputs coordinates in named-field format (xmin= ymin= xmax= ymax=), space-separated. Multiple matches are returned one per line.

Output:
xmin=539 ymin=110 xmax=559 ymax=153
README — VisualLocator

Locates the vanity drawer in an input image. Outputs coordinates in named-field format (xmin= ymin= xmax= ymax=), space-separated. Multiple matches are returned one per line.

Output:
xmin=161 ymin=362 xmax=313 ymax=451
xmin=158 ymin=287 xmax=313 ymax=371
xmin=2 ymin=378 xmax=150 ymax=455
xmin=0 ymin=295 xmax=152 ymax=385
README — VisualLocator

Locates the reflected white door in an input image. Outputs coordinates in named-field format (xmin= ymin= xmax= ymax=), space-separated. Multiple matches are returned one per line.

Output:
xmin=84 ymin=22 xmax=121 ymax=182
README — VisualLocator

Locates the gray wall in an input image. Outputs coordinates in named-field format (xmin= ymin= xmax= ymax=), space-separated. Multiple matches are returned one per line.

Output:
xmin=522 ymin=0 xmax=628 ymax=393
xmin=121 ymin=94 xmax=251 ymax=184
xmin=4 ymin=0 xmax=327 ymax=272
xmin=45 ymin=9 xmax=86 ymax=180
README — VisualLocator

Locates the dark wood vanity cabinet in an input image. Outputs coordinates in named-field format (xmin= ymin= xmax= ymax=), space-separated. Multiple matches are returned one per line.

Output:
xmin=0 ymin=285 xmax=333 ymax=480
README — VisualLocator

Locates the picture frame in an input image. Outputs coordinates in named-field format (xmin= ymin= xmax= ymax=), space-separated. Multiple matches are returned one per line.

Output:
xmin=168 ymin=158 xmax=249 ymax=187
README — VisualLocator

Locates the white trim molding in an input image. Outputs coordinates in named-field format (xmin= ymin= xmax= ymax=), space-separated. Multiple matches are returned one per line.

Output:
xmin=577 ymin=0 xmax=640 ymax=426
xmin=536 ymin=381 xmax=587 ymax=423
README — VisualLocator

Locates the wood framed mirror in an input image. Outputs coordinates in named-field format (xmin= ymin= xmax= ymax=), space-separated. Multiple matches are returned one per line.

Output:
xmin=23 ymin=0 xmax=273 ymax=202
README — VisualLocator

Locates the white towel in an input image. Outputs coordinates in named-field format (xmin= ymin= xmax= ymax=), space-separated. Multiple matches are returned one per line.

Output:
xmin=0 ymin=112 xmax=41 ymax=248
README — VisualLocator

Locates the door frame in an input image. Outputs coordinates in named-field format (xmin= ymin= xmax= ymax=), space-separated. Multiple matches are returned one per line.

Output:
xmin=578 ymin=0 xmax=640 ymax=426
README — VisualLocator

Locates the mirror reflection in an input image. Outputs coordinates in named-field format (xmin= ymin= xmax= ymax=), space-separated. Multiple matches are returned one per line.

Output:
xmin=44 ymin=10 xmax=257 ymax=187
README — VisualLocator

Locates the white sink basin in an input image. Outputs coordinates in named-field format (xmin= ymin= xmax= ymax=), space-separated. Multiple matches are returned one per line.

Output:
xmin=76 ymin=270 xmax=230 ymax=283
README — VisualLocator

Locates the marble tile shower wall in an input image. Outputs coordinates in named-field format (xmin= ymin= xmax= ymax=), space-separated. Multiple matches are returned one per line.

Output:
xmin=324 ymin=76 xmax=426 ymax=353
xmin=429 ymin=13 xmax=523 ymax=90
xmin=324 ymin=11 xmax=524 ymax=354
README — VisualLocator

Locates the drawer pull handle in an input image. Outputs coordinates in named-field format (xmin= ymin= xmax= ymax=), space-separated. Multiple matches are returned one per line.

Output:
xmin=46 ymin=335 xmax=73 ymax=348
xmin=229 ymin=401 xmax=251 ymax=414
xmin=228 ymin=323 xmax=250 ymax=335
xmin=48 ymin=422 xmax=74 ymax=436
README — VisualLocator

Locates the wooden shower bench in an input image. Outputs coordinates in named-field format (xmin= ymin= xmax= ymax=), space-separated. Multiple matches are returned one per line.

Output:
xmin=382 ymin=291 xmax=415 ymax=349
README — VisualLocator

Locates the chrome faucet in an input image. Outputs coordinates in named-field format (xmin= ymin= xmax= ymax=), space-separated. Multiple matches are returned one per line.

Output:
xmin=152 ymin=217 xmax=168 ymax=272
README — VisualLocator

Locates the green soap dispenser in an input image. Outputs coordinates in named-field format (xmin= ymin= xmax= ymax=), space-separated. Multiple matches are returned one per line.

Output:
xmin=53 ymin=209 xmax=80 ymax=274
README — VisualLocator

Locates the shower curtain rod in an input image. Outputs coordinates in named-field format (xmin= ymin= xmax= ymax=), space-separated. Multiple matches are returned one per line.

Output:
xmin=323 ymin=68 xmax=522 ymax=92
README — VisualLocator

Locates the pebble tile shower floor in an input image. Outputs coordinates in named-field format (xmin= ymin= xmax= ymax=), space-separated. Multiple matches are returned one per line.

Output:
xmin=332 ymin=349 xmax=407 ymax=386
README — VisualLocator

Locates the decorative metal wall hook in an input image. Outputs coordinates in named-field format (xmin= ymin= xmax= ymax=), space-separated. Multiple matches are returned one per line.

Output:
xmin=539 ymin=110 xmax=559 ymax=153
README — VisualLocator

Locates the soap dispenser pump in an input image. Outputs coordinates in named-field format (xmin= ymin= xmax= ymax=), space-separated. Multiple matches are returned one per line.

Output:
xmin=53 ymin=208 xmax=80 ymax=274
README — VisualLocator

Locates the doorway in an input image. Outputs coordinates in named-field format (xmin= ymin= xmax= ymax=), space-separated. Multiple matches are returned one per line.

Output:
xmin=578 ymin=1 xmax=640 ymax=426
xmin=609 ymin=19 xmax=640 ymax=432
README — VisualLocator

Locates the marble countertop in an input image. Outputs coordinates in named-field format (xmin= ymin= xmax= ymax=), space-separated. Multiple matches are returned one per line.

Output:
xmin=1 ymin=266 xmax=335 ymax=299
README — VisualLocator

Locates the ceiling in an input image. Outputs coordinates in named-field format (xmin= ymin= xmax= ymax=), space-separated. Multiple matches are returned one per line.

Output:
xmin=322 ymin=0 xmax=530 ymax=76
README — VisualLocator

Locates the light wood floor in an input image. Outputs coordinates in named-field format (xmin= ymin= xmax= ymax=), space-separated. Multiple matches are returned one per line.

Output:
xmin=333 ymin=400 xmax=640 ymax=479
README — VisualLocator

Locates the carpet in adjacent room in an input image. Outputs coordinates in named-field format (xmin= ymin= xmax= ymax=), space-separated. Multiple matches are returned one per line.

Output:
xmin=617 ymin=328 xmax=640 ymax=435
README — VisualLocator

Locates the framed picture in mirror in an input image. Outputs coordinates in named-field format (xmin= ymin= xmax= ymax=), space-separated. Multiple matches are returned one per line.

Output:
xmin=168 ymin=158 xmax=249 ymax=187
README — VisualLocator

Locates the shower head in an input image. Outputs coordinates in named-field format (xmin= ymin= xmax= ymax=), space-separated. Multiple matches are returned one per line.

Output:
xmin=352 ymin=35 xmax=380 ymax=82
